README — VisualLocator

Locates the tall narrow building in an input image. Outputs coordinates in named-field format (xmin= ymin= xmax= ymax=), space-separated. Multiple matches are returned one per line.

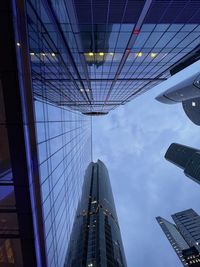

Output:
xmin=0 ymin=2 xmax=91 ymax=267
xmin=156 ymin=209 xmax=200 ymax=267
xmin=165 ymin=143 xmax=200 ymax=184
xmin=65 ymin=160 xmax=127 ymax=267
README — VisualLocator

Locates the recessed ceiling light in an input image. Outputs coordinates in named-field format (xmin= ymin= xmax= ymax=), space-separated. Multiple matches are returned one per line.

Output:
xmin=136 ymin=52 xmax=142 ymax=57
xmin=150 ymin=52 xmax=157 ymax=58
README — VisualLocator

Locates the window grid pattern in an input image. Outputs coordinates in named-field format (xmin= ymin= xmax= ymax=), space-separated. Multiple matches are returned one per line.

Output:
xmin=27 ymin=0 xmax=200 ymax=114
xmin=157 ymin=209 xmax=200 ymax=266
xmin=156 ymin=217 xmax=189 ymax=267
xmin=74 ymin=0 xmax=200 ymax=113
xmin=173 ymin=210 xmax=200 ymax=247
xmin=34 ymin=99 xmax=91 ymax=267
xmin=27 ymin=0 xmax=91 ymax=112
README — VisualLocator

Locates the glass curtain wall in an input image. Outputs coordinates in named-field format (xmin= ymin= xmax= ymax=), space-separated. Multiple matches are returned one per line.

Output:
xmin=34 ymin=100 xmax=91 ymax=267
xmin=26 ymin=1 xmax=92 ymax=266
xmin=25 ymin=1 xmax=200 ymax=115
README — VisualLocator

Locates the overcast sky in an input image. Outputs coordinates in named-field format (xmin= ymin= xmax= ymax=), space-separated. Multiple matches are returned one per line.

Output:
xmin=92 ymin=77 xmax=200 ymax=267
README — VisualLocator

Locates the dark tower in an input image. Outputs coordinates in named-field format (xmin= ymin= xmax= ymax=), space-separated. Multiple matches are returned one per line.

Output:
xmin=156 ymin=209 xmax=200 ymax=267
xmin=65 ymin=160 xmax=127 ymax=267
xmin=165 ymin=143 xmax=200 ymax=184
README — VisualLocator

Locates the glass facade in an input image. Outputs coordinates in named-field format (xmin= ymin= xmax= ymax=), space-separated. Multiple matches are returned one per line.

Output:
xmin=65 ymin=160 xmax=127 ymax=267
xmin=27 ymin=0 xmax=200 ymax=114
xmin=184 ymin=152 xmax=200 ymax=183
xmin=1 ymin=1 xmax=91 ymax=267
xmin=165 ymin=143 xmax=200 ymax=185
xmin=34 ymin=100 xmax=91 ymax=267
xmin=172 ymin=210 xmax=200 ymax=248
xmin=165 ymin=143 xmax=198 ymax=169
xmin=0 ymin=94 xmax=91 ymax=266
xmin=157 ymin=209 xmax=200 ymax=266
xmin=156 ymin=217 xmax=189 ymax=252
xmin=1 ymin=0 xmax=200 ymax=266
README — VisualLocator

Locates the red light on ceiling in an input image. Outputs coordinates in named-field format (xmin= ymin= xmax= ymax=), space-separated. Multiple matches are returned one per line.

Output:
xmin=133 ymin=29 xmax=140 ymax=35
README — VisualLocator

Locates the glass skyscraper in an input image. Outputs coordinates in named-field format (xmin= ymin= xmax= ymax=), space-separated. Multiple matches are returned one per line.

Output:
xmin=65 ymin=160 xmax=127 ymax=267
xmin=155 ymin=59 xmax=200 ymax=126
xmin=28 ymin=0 xmax=200 ymax=115
xmin=1 ymin=1 xmax=91 ymax=267
xmin=1 ymin=0 xmax=200 ymax=267
xmin=156 ymin=209 xmax=200 ymax=266
xmin=165 ymin=143 xmax=200 ymax=185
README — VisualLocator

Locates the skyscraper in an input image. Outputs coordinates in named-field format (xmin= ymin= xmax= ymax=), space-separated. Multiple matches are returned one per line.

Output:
xmin=0 ymin=1 xmax=91 ymax=267
xmin=28 ymin=0 xmax=200 ymax=115
xmin=165 ymin=143 xmax=200 ymax=185
xmin=65 ymin=160 xmax=127 ymax=267
xmin=1 ymin=0 xmax=200 ymax=266
xmin=156 ymin=209 xmax=200 ymax=266
xmin=155 ymin=59 xmax=200 ymax=125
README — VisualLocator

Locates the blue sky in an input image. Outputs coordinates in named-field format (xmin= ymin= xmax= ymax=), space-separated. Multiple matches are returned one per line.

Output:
xmin=92 ymin=78 xmax=200 ymax=267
